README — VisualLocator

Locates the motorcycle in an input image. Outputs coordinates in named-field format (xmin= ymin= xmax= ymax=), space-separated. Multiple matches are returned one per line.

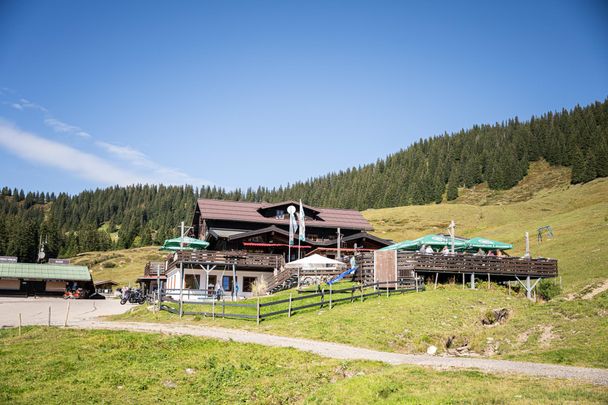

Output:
xmin=120 ymin=288 xmax=146 ymax=305
xmin=120 ymin=288 xmax=131 ymax=305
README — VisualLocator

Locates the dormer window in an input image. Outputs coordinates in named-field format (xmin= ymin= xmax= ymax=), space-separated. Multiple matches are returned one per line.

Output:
xmin=275 ymin=209 xmax=285 ymax=219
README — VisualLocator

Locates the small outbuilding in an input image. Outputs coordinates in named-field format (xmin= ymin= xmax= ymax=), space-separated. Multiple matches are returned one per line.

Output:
xmin=0 ymin=262 xmax=92 ymax=296
xmin=94 ymin=280 xmax=118 ymax=294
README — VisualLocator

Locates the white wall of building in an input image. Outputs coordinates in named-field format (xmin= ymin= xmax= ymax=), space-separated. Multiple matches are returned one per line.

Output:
xmin=164 ymin=267 xmax=273 ymax=300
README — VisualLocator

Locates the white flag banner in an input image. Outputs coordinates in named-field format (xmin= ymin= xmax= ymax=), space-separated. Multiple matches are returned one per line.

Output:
xmin=289 ymin=211 xmax=298 ymax=246
xmin=298 ymin=199 xmax=306 ymax=241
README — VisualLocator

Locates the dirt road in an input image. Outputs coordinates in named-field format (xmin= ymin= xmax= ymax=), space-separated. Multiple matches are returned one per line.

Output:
xmin=74 ymin=320 xmax=608 ymax=386
xmin=0 ymin=297 xmax=135 ymax=327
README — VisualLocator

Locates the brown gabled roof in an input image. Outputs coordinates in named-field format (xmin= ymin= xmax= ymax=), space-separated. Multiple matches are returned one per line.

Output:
xmin=197 ymin=199 xmax=373 ymax=231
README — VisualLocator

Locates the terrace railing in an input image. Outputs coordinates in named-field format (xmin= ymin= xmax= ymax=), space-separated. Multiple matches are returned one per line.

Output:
xmin=400 ymin=252 xmax=558 ymax=277
xmin=166 ymin=250 xmax=285 ymax=271
xmin=355 ymin=251 xmax=557 ymax=282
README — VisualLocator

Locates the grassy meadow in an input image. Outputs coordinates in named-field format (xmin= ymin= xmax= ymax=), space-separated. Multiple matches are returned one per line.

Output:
xmin=1 ymin=327 xmax=606 ymax=404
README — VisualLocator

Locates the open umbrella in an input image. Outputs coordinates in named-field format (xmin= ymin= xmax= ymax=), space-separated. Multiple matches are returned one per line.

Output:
xmin=380 ymin=234 xmax=467 ymax=251
xmin=411 ymin=234 xmax=467 ymax=250
xmin=159 ymin=236 xmax=209 ymax=251
xmin=465 ymin=237 xmax=512 ymax=251
xmin=379 ymin=240 xmax=417 ymax=251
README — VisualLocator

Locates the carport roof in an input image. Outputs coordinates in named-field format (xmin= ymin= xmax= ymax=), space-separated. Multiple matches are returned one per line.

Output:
xmin=0 ymin=263 xmax=91 ymax=281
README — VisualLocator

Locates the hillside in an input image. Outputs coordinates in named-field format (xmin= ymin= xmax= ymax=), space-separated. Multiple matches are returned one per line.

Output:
xmin=364 ymin=161 xmax=608 ymax=293
xmin=70 ymin=246 xmax=164 ymax=287
xmin=115 ymin=162 xmax=608 ymax=368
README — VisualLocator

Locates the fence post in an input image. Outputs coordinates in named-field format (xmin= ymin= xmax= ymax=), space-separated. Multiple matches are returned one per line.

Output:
xmin=351 ymin=286 xmax=354 ymax=303
xmin=487 ymin=273 xmax=490 ymax=289
xmin=222 ymin=297 xmax=225 ymax=318
xmin=212 ymin=298 xmax=215 ymax=320
xmin=18 ymin=313 xmax=22 ymax=336
xmin=415 ymin=276 xmax=419 ymax=292
xmin=329 ymin=284 xmax=332 ymax=309
xmin=288 ymin=293 xmax=292 ymax=317
xmin=256 ymin=297 xmax=260 ymax=325
xmin=48 ymin=306 xmax=51 ymax=327
xmin=360 ymin=285 xmax=363 ymax=303
xmin=64 ymin=300 xmax=71 ymax=327
xmin=386 ymin=282 xmax=389 ymax=298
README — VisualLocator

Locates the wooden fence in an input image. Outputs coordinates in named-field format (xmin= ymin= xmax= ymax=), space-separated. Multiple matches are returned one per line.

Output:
xmin=160 ymin=279 xmax=420 ymax=324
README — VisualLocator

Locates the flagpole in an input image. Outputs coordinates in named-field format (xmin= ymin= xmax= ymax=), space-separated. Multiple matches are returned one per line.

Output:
xmin=297 ymin=238 xmax=301 ymax=259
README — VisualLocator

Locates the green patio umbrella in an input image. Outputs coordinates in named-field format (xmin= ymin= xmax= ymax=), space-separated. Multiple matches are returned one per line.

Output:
xmin=465 ymin=237 xmax=512 ymax=251
xmin=379 ymin=240 xmax=417 ymax=251
xmin=411 ymin=234 xmax=467 ymax=250
xmin=159 ymin=236 xmax=209 ymax=251
xmin=380 ymin=234 xmax=467 ymax=251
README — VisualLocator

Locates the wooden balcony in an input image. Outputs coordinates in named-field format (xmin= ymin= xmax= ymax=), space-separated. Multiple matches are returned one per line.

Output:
xmin=167 ymin=250 xmax=284 ymax=271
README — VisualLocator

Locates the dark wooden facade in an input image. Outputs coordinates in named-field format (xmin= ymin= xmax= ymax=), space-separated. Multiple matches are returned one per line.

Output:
xmin=191 ymin=199 xmax=392 ymax=261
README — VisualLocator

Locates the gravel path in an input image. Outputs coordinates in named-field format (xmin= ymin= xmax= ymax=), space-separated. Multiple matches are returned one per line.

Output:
xmin=75 ymin=320 xmax=608 ymax=386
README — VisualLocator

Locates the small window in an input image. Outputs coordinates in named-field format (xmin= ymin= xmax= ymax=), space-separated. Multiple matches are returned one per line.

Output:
xmin=222 ymin=276 xmax=233 ymax=291
xmin=276 ymin=209 xmax=285 ymax=219
xmin=243 ymin=277 xmax=257 ymax=293
xmin=207 ymin=275 xmax=217 ymax=291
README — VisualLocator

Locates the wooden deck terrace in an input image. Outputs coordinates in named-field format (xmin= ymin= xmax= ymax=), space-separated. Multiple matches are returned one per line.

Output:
xmin=357 ymin=251 xmax=558 ymax=284
xmin=144 ymin=261 xmax=166 ymax=276
xmin=166 ymin=250 xmax=285 ymax=271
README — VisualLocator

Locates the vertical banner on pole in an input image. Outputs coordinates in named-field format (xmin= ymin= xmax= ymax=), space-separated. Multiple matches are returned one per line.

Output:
xmin=287 ymin=205 xmax=297 ymax=262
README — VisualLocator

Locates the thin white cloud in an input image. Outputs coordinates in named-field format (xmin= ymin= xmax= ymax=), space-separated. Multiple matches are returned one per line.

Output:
xmin=0 ymin=120 xmax=150 ymax=186
xmin=12 ymin=98 xmax=48 ymax=113
xmin=0 ymin=120 xmax=213 ymax=187
xmin=96 ymin=141 xmax=148 ymax=164
xmin=1 ymin=91 xmax=214 ymax=187
xmin=96 ymin=140 xmax=213 ymax=186
xmin=44 ymin=117 xmax=91 ymax=138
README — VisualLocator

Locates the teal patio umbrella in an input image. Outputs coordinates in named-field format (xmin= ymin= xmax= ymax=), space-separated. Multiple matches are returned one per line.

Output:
xmin=411 ymin=234 xmax=467 ymax=250
xmin=380 ymin=234 xmax=467 ymax=251
xmin=160 ymin=236 xmax=209 ymax=251
xmin=379 ymin=240 xmax=418 ymax=251
xmin=465 ymin=237 xmax=512 ymax=251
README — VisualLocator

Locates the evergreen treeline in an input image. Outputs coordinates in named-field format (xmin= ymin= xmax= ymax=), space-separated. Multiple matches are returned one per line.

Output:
xmin=0 ymin=99 xmax=606 ymax=261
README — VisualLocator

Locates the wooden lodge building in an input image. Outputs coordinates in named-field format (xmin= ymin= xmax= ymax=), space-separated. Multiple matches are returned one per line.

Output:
xmin=157 ymin=199 xmax=392 ymax=300
xmin=191 ymin=199 xmax=393 ymax=261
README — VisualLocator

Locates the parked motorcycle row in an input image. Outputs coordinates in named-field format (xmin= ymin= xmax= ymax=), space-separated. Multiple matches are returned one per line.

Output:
xmin=119 ymin=287 xmax=152 ymax=305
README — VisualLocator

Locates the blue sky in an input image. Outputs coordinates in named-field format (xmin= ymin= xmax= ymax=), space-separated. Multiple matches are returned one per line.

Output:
xmin=1 ymin=0 xmax=607 ymax=194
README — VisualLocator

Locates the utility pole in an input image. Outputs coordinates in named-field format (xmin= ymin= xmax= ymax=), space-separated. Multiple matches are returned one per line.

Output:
xmin=448 ymin=220 xmax=456 ymax=253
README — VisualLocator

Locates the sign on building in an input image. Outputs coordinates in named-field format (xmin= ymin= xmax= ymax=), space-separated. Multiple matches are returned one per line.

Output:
xmin=49 ymin=258 xmax=71 ymax=265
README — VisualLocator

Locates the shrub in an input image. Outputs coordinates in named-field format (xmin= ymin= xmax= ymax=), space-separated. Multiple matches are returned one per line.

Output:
xmin=537 ymin=279 xmax=561 ymax=301
xmin=251 ymin=279 xmax=268 ymax=297
xmin=102 ymin=261 xmax=117 ymax=269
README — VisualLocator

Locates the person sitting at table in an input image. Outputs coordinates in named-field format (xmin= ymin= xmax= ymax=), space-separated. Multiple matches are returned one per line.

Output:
xmin=496 ymin=249 xmax=504 ymax=257
xmin=441 ymin=245 xmax=450 ymax=255
xmin=425 ymin=245 xmax=435 ymax=254
xmin=487 ymin=250 xmax=495 ymax=256
xmin=419 ymin=244 xmax=427 ymax=253
xmin=475 ymin=248 xmax=485 ymax=256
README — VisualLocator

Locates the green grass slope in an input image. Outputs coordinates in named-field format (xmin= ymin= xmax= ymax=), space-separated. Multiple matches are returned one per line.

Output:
xmin=70 ymin=246 xmax=165 ymax=286
xmin=1 ymin=328 xmax=606 ymax=404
